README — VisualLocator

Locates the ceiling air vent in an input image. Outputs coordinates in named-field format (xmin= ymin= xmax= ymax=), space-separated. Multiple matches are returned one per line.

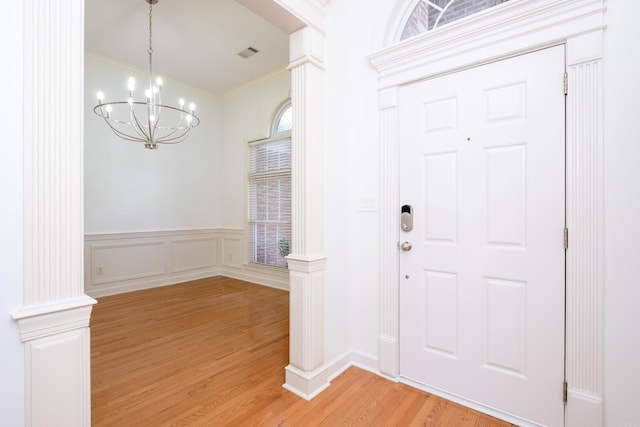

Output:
xmin=237 ymin=47 xmax=259 ymax=59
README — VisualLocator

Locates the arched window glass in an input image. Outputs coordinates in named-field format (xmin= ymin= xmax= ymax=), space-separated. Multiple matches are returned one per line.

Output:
xmin=271 ymin=101 xmax=292 ymax=135
xmin=401 ymin=0 xmax=510 ymax=41
xmin=248 ymin=100 xmax=292 ymax=269
xmin=274 ymin=104 xmax=292 ymax=134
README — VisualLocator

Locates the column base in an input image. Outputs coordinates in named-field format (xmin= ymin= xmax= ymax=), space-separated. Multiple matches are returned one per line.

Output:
xmin=283 ymin=364 xmax=331 ymax=401
xmin=566 ymin=389 xmax=603 ymax=427
xmin=13 ymin=295 xmax=96 ymax=427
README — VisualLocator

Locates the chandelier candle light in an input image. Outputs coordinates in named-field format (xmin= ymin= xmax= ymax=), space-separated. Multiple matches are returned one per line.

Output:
xmin=94 ymin=0 xmax=200 ymax=149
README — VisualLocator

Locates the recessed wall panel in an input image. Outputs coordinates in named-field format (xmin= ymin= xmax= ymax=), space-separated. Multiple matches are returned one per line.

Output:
xmin=485 ymin=82 xmax=526 ymax=123
xmin=423 ymin=270 xmax=457 ymax=358
xmin=483 ymin=145 xmax=526 ymax=248
xmin=171 ymin=238 xmax=218 ymax=273
xmin=424 ymin=153 xmax=457 ymax=244
xmin=484 ymin=277 xmax=526 ymax=377
xmin=423 ymin=97 xmax=457 ymax=133
xmin=91 ymin=242 xmax=165 ymax=284
xmin=222 ymin=237 xmax=243 ymax=268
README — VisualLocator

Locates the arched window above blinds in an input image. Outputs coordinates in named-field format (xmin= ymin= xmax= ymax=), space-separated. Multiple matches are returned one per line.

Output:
xmin=400 ymin=0 xmax=510 ymax=41
xmin=272 ymin=101 xmax=292 ymax=135
xmin=248 ymin=99 xmax=292 ymax=269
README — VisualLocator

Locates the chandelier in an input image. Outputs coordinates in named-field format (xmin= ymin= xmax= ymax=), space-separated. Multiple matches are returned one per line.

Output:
xmin=93 ymin=0 xmax=200 ymax=150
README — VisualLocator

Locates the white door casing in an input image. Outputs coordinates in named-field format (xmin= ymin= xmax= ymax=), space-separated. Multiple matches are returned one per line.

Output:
xmin=368 ymin=1 xmax=605 ymax=426
xmin=398 ymin=46 xmax=565 ymax=426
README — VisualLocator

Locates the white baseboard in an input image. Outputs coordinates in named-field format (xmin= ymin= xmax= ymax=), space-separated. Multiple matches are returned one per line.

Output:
xmin=86 ymin=268 xmax=222 ymax=298
xmin=221 ymin=266 xmax=289 ymax=291
xmin=84 ymin=228 xmax=289 ymax=297
xmin=283 ymin=350 xmax=380 ymax=400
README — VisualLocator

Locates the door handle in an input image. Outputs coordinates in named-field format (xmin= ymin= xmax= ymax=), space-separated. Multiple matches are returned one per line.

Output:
xmin=400 ymin=241 xmax=412 ymax=252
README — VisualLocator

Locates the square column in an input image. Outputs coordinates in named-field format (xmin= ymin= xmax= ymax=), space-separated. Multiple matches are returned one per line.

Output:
xmin=12 ymin=1 xmax=96 ymax=425
xmin=283 ymin=25 xmax=328 ymax=400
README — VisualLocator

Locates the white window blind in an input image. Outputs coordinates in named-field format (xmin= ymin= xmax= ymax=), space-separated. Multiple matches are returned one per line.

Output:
xmin=248 ymin=137 xmax=291 ymax=268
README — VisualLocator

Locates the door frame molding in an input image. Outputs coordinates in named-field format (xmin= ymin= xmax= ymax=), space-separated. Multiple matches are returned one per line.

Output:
xmin=368 ymin=1 xmax=605 ymax=425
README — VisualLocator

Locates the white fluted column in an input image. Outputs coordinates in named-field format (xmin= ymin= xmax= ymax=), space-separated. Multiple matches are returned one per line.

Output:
xmin=565 ymin=30 xmax=604 ymax=427
xmin=377 ymin=87 xmax=400 ymax=377
xmin=12 ymin=1 xmax=96 ymax=425
xmin=283 ymin=25 xmax=329 ymax=400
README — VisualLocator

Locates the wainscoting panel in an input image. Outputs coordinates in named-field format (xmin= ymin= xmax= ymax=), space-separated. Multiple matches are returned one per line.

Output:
xmin=91 ymin=241 xmax=166 ymax=285
xmin=85 ymin=228 xmax=289 ymax=297
xmin=85 ymin=230 xmax=220 ymax=297
xmin=171 ymin=237 xmax=218 ymax=273
xmin=221 ymin=231 xmax=244 ymax=269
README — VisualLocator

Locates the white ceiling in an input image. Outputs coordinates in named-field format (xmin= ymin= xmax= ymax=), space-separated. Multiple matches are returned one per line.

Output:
xmin=85 ymin=0 xmax=295 ymax=95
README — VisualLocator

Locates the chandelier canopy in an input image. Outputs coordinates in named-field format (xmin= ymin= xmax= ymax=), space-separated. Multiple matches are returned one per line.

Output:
xmin=93 ymin=0 xmax=200 ymax=150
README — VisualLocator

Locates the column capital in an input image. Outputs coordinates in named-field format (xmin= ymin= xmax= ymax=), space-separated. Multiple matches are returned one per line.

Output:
xmin=287 ymin=255 xmax=327 ymax=273
xmin=378 ymin=86 xmax=398 ymax=110
xmin=289 ymin=26 xmax=325 ymax=69
xmin=12 ymin=296 xmax=96 ymax=342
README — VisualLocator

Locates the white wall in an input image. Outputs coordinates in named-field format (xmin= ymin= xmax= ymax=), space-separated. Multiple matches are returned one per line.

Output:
xmin=0 ymin=0 xmax=25 ymax=425
xmin=219 ymin=70 xmax=291 ymax=228
xmin=84 ymin=55 xmax=222 ymax=234
xmin=603 ymin=1 xmax=640 ymax=425
xmin=322 ymin=0 xmax=394 ymax=365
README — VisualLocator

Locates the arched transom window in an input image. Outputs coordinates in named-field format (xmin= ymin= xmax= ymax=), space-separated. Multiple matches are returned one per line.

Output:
xmin=401 ymin=0 xmax=510 ymax=40
xmin=273 ymin=102 xmax=292 ymax=134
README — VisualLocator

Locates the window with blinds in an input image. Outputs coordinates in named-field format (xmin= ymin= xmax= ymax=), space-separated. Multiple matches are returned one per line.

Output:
xmin=247 ymin=135 xmax=291 ymax=268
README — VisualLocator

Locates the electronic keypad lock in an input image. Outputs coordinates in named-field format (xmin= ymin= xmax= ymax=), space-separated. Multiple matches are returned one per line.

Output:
xmin=401 ymin=204 xmax=413 ymax=232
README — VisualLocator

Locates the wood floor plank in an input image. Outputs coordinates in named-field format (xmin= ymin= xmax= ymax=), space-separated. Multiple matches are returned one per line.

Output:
xmin=91 ymin=276 xmax=516 ymax=426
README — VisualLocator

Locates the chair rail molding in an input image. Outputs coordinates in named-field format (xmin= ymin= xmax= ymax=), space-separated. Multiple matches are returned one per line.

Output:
xmin=368 ymin=0 xmax=605 ymax=425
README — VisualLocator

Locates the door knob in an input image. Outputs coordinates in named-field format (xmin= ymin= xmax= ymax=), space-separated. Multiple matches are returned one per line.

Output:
xmin=400 ymin=241 xmax=412 ymax=251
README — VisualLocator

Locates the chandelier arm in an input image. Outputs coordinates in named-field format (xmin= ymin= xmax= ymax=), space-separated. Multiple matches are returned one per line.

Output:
xmin=100 ymin=116 xmax=148 ymax=143
xmin=93 ymin=102 xmax=200 ymax=144
xmin=129 ymin=108 xmax=153 ymax=141
xmin=147 ymin=104 xmax=157 ymax=144
xmin=150 ymin=104 xmax=162 ymax=143
xmin=155 ymin=128 xmax=190 ymax=144
xmin=149 ymin=121 xmax=189 ymax=144
xmin=152 ymin=113 xmax=193 ymax=144
xmin=94 ymin=104 xmax=146 ymax=142
xmin=142 ymin=105 xmax=200 ymax=144
xmin=158 ymin=106 xmax=200 ymax=126
xmin=151 ymin=112 xmax=189 ymax=142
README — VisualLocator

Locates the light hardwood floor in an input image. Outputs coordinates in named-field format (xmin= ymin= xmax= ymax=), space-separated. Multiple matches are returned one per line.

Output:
xmin=91 ymin=276 xmax=515 ymax=426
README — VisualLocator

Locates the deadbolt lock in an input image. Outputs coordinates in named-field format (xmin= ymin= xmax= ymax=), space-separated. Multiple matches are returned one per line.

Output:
xmin=401 ymin=205 xmax=413 ymax=232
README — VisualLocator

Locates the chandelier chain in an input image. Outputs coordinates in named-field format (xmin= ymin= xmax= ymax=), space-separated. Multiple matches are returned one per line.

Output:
xmin=148 ymin=1 xmax=153 ymax=77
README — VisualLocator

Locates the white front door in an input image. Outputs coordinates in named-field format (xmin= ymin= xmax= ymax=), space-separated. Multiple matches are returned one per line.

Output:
xmin=398 ymin=45 xmax=566 ymax=426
